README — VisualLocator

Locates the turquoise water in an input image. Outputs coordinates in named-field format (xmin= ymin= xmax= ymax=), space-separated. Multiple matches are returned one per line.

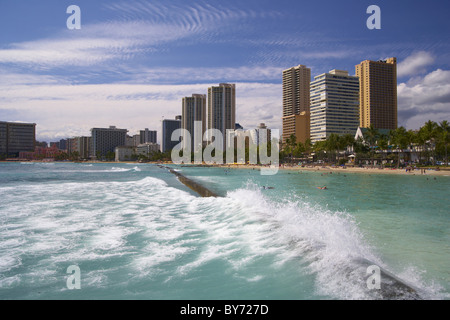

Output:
xmin=0 ymin=162 xmax=448 ymax=300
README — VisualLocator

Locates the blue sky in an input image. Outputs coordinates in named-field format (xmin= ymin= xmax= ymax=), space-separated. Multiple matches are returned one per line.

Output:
xmin=0 ymin=0 xmax=449 ymax=142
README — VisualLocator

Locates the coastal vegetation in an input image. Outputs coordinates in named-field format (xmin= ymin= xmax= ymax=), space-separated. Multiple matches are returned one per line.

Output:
xmin=280 ymin=120 xmax=449 ymax=167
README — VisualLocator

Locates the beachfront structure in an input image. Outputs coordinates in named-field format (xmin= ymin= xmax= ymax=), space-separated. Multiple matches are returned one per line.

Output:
xmin=19 ymin=145 xmax=63 ymax=161
xmin=250 ymin=123 xmax=272 ymax=146
xmin=354 ymin=127 xmax=391 ymax=142
xmin=76 ymin=136 xmax=91 ymax=159
xmin=282 ymin=112 xmax=310 ymax=146
xmin=0 ymin=121 xmax=36 ymax=157
xmin=59 ymin=139 xmax=67 ymax=151
xmin=355 ymin=58 xmax=398 ymax=130
xmin=140 ymin=129 xmax=157 ymax=144
xmin=207 ymin=83 xmax=236 ymax=151
xmin=136 ymin=143 xmax=160 ymax=157
xmin=182 ymin=94 xmax=206 ymax=151
xmin=132 ymin=134 xmax=140 ymax=147
xmin=67 ymin=136 xmax=91 ymax=159
xmin=282 ymin=65 xmax=311 ymax=144
xmin=162 ymin=116 xmax=181 ymax=152
xmin=310 ymin=70 xmax=360 ymax=143
xmin=67 ymin=136 xmax=90 ymax=157
xmin=90 ymin=126 xmax=128 ymax=159
xmin=115 ymin=146 xmax=134 ymax=162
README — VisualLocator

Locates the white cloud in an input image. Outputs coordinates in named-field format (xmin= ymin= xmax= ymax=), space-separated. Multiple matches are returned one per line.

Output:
xmin=0 ymin=80 xmax=282 ymax=142
xmin=397 ymin=51 xmax=435 ymax=78
xmin=0 ymin=1 xmax=281 ymax=70
xmin=398 ymin=69 xmax=450 ymax=129
xmin=0 ymin=20 xmax=192 ymax=68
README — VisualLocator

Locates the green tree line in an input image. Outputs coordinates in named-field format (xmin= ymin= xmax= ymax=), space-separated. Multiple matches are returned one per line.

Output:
xmin=280 ymin=120 xmax=449 ymax=167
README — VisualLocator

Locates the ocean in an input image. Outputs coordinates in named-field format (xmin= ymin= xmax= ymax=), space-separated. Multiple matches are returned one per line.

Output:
xmin=0 ymin=162 xmax=448 ymax=300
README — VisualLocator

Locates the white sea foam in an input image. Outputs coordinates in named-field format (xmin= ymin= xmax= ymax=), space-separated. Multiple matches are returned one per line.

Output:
xmin=110 ymin=167 xmax=131 ymax=172
xmin=222 ymin=185 xmax=418 ymax=299
xmin=0 ymin=171 xmax=444 ymax=300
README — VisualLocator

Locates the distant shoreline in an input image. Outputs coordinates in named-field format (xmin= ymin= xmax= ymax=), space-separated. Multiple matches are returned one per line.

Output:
xmin=172 ymin=163 xmax=450 ymax=176
xmin=3 ymin=160 xmax=449 ymax=176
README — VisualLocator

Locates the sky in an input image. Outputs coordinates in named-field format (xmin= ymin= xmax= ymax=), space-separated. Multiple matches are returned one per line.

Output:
xmin=0 ymin=0 xmax=449 ymax=143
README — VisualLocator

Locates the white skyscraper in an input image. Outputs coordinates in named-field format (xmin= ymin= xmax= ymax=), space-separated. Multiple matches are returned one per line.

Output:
xmin=310 ymin=70 xmax=359 ymax=143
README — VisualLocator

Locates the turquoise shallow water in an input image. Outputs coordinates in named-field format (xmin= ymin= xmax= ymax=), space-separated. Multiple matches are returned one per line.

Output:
xmin=0 ymin=162 xmax=448 ymax=299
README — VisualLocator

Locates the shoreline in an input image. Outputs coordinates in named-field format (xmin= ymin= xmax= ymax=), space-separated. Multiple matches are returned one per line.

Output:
xmin=173 ymin=163 xmax=450 ymax=176
xmin=4 ymin=160 xmax=449 ymax=176
xmin=277 ymin=165 xmax=450 ymax=176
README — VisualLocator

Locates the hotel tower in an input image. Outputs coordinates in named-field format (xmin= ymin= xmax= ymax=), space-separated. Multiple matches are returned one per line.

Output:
xmin=207 ymin=83 xmax=236 ymax=151
xmin=355 ymin=58 xmax=398 ymax=130
xmin=182 ymin=94 xmax=207 ymax=151
xmin=282 ymin=65 xmax=311 ymax=144
xmin=310 ymin=70 xmax=360 ymax=143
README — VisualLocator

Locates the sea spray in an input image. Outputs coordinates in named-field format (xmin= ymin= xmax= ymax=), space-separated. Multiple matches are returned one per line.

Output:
xmin=0 ymin=163 xmax=446 ymax=299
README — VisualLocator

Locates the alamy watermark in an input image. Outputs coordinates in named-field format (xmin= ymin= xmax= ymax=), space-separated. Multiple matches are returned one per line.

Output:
xmin=66 ymin=265 xmax=81 ymax=290
xmin=367 ymin=5 xmax=381 ymax=30
xmin=66 ymin=5 xmax=81 ymax=30
xmin=366 ymin=265 xmax=381 ymax=290
xmin=170 ymin=122 xmax=279 ymax=175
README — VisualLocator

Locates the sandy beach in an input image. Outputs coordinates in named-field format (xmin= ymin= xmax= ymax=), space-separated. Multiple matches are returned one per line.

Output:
xmin=281 ymin=165 xmax=449 ymax=176
xmin=208 ymin=163 xmax=450 ymax=176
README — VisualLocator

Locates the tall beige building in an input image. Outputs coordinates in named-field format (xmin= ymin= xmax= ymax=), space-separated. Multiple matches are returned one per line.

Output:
xmin=282 ymin=65 xmax=311 ymax=144
xmin=355 ymin=58 xmax=397 ymax=130
xmin=207 ymin=83 xmax=236 ymax=151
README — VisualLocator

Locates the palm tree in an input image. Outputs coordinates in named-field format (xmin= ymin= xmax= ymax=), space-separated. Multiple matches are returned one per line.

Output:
xmin=365 ymin=124 xmax=379 ymax=166
xmin=326 ymin=133 xmax=339 ymax=163
xmin=406 ymin=129 xmax=417 ymax=164
xmin=420 ymin=120 xmax=438 ymax=165
xmin=376 ymin=134 xmax=389 ymax=165
xmin=337 ymin=134 xmax=355 ymax=164
xmin=286 ymin=134 xmax=297 ymax=163
xmin=304 ymin=138 xmax=313 ymax=160
xmin=391 ymin=127 xmax=408 ymax=168
xmin=313 ymin=140 xmax=327 ymax=163
xmin=437 ymin=120 xmax=449 ymax=166
xmin=293 ymin=142 xmax=306 ymax=160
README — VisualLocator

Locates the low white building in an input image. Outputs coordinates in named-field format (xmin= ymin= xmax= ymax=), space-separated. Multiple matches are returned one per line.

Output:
xmin=115 ymin=146 xmax=135 ymax=162
xmin=136 ymin=143 xmax=160 ymax=157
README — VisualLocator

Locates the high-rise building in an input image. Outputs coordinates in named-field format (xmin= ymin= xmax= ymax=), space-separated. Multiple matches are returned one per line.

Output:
xmin=132 ymin=134 xmax=141 ymax=147
xmin=310 ymin=70 xmax=360 ymax=143
xmin=282 ymin=112 xmax=310 ymax=146
xmin=0 ymin=121 xmax=36 ymax=156
xmin=355 ymin=57 xmax=397 ymax=130
xmin=90 ymin=126 xmax=128 ymax=159
xmin=207 ymin=83 xmax=236 ymax=151
xmin=66 ymin=138 xmax=77 ymax=155
xmin=282 ymin=65 xmax=311 ymax=144
xmin=66 ymin=136 xmax=91 ymax=159
xmin=162 ymin=117 xmax=181 ymax=153
xmin=140 ymin=129 xmax=157 ymax=144
xmin=250 ymin=123 xmax=272 ymax=146
xmin=182 ymin=94 xmax=206 ymax=150
xmin=76 ymin=136 xmax=91 ymax=159
xmin=59 ymin=139 xmax=67 ymax=151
